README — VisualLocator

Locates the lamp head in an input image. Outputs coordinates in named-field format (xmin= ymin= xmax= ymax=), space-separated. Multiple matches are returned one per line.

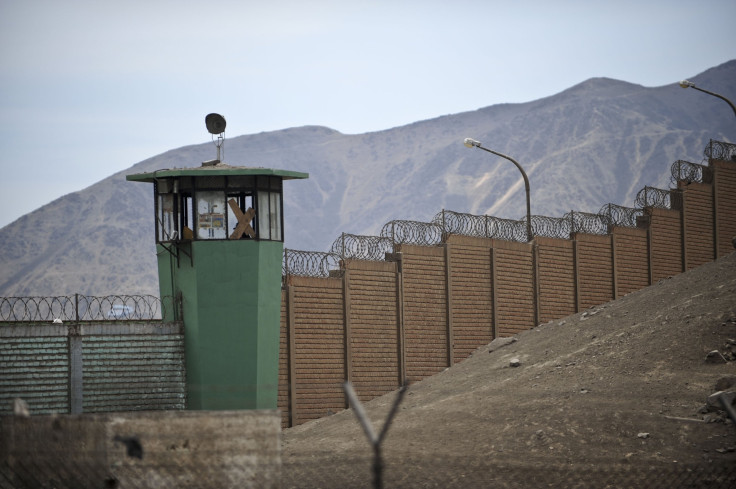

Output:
xmin=464 ymin=138 xmax=481 ymax=148
xmin=679 ymin=80 xmax=695 ymax=89
xmin=205 ymin=113 xmax=227 ymax=135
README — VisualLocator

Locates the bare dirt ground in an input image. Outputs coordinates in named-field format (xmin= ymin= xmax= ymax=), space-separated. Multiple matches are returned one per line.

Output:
xmin=281 ymin=252 xmax=736 ymax=488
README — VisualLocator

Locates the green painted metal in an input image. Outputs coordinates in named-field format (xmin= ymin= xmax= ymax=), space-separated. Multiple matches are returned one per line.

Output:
xmin=131 ymin=161 xmax=306 ymax=411
xmin=126 ymin=165 xmax=308 ymax=183
xmin=158 ymin=240 xmax=283 ymax=410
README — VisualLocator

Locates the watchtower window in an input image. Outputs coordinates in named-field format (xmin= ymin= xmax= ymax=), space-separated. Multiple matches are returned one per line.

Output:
xmin=196 ymin=190 xmax=226 ymax=239
xmin=151 ymin=174 xmax=289 ymax=243
xmin=157 ymin=193 xmax=176 ymax=241
xmin=227 ymin=192 xmax=255 ymax=239
xmin=258 ymin=191 xmax=282 ymax=241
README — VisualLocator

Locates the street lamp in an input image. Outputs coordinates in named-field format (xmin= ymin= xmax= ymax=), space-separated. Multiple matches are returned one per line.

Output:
xmin=463 ymin=138 xmax=532 ymax=242
xmin=679 ymin=80 xmax=736 ymax=119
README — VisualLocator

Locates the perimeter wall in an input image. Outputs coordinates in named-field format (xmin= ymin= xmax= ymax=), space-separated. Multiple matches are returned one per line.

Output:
xmin=278 ymin=151 xmax=736 ymax=428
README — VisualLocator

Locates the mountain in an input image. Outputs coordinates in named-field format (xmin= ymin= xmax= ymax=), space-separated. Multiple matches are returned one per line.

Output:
xmin=1 ymin=61 xmax=735 ymax=297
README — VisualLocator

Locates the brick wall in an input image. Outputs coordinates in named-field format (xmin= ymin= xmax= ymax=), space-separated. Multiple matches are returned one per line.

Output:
xmin=0 ymin=322 xmax=185 ymax=416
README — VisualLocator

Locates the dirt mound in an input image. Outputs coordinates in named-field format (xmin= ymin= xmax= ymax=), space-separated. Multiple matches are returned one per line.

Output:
xmin=282 ymin=252 xmax=736 ymax=487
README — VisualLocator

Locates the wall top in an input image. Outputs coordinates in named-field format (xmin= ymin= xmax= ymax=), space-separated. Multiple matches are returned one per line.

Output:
xmin=126 ymin=163 xmax=308 ymax=183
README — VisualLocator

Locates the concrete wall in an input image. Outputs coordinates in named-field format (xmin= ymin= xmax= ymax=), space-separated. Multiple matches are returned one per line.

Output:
xmin=447 ymin=236 xmax=493 ymax=364
xmin=277 ymin=156 xmax=736 ymax=428
xmin=714 ymin=159 xmax=736 ymax=257
xmin=0 ymin=410 xmax=280 ymax=489
xmin=0 ymin=322 xmax=185 ymax=416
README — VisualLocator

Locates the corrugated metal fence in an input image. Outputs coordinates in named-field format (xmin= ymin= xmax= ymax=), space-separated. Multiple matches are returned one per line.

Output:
xmin=0 ymin=321 xmax=185 ymax=415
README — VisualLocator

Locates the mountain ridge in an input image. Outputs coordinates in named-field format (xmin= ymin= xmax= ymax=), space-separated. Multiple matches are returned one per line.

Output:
xmin=1 ymin=60 xmax=734 ymax=296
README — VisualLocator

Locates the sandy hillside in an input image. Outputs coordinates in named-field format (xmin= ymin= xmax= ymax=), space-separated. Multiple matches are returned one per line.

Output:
xmin=281 ymin=252 xmax=736 ymax=488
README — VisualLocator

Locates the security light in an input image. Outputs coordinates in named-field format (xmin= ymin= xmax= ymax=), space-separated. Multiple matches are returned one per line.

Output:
xmin=205 ymin=113 xmax=227 ymax=135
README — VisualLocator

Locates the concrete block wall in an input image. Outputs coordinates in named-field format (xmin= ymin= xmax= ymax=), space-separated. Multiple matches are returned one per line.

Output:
xmin=398 ymin=245 xmax=450 ymax=380
xmin=536 ymin=237 xmax=576 ymax=325
xmin=447 ymin=236 xmax=493 ymax=364
xmin=612 ymin=227 xmax=650 ymax=296
xmin=345 ymin=260 xmax=401 ymax=401
xmin=648 ymin=207 xmax=684 ymax=282
xmin=574 ymin=234 xmax=614 ymax=309
xmin=278 ymin=290 xmax=290 ymax=428
xmin=0 ymin=410 xmax=280 ymax=489
xmin=714 ymin=159 xmax=736 ymax=257
xmin=278 ymin=155 xmax=736 ymax=428
xmin=285 ymin=276 xmax=345 ymax=425
xmin=681 ymin=182 xmax=715 ymax=269
xmin=491 ymin=240 xmax=536 ymax=338
xmin=0 ymin=322 xmax=185 ymax=415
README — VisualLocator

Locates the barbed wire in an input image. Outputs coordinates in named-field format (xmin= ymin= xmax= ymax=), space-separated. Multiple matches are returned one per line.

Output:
xmin=433 ymin=209 xmax=491 ymax=238
xmin=283 ymin=249 xmax=342 ymax=278
xmin=705 ymin=139 xmax=736 ymax=162
xmin=565 ymin=210 xmax=609 ymax=235
xmin=635 ymin=186 xmax=674 ymax=209
xmin=530 ymin=215 xmax=571 ymax=239
xmin=330 ymin=233 xmax=394 ymax=261
xmin=598 ymin=203 xmax=644 ymax=229
xmin=0 ymin=295 xmax=172 ymax=322
xmin=431 ymin=210 xmax=528 ymax=242
xmin=380 ymin=220 xmax=443 ymax=247
xmin=671 ymin=160 xmax=711 ymax=186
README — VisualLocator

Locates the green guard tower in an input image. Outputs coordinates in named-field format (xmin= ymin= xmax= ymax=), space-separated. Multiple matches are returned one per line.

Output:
xmin=126 ymin=114 xmax=308 ymax=410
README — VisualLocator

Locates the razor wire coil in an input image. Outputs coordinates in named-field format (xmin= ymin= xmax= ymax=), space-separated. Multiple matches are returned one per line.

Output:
xmin=0 ymin=295 xmax=170 ymax=322
xmin=671 ymin=160 xmax=711 ymax=185
xmin=598 ymin=203 xmax=644 ymax=228
xmin=283 ymin=249 xmax=342 ymax=278
xmin=330 ymin=233 xmax=394 ymax=261
xmin=380 ymin=220 xmax=443 ymax=247
xmin=705 ymin=139 xmax=736 ymax=162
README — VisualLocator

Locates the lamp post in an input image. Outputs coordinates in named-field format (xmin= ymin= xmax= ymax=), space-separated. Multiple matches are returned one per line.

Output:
xmin=679 ymin=80 xmax=736 ymax=119
xmin=463 ymin=138 xmax=532 ymax=241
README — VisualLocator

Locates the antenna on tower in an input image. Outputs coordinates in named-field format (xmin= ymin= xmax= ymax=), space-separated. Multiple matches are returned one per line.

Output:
xmin=204 ymin=113 xmax=227 ymax=166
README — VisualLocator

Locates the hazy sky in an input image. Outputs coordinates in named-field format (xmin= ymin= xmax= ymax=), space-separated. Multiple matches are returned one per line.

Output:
xmin=1 ymin=0 xmax=735 ymax=229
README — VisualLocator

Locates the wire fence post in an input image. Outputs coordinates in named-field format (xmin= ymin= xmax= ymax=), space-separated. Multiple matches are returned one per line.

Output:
xmin=343 ymin=380 xmax=409 ymax=489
